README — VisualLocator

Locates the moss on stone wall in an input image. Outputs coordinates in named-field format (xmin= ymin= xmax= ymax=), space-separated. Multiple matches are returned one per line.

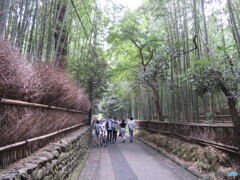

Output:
xmin=0 ymin=127 xmax=92 ymax=180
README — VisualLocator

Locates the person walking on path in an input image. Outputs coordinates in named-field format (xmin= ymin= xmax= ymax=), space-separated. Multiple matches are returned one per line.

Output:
xmin=112 ymin=118 xmax=118 ymax=143
xmin=128 ymin=117 xmax=135 ymax=143
xmin=93 ymin=120 xmax=102 ymax=146
xmin=120 ymin=119 xmax=126 ymax=143
xmin=105 ymin=117 xmax=113 ymax=143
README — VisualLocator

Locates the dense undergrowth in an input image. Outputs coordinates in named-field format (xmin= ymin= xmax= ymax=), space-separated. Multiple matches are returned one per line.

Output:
xmin=136 ymin=130 xmax=239 ymax=177
xmin=0 ymin=39 xmax=91 ymax=146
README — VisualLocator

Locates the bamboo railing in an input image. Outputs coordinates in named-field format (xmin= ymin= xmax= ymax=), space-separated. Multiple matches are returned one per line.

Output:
xmin=0 ymin=98 xmax=86 ymax=114
xmin=0 ymin=98 xmax=88 ymax=168
xmin=0 ymin=123 xmax=86 ymax=168
xmin=0 ymin=123 xmax=85 ymax=152
xmin=135 ymin=121 xmax=239 ymax=154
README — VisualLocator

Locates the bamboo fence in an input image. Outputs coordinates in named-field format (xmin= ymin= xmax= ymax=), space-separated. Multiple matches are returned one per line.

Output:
xmin=0 ymin=98 xmax=88 ymax=168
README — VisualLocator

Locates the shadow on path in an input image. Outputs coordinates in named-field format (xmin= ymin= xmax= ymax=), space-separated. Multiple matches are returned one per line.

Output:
xmin=108 ymin=144 xmax=137 ymax=180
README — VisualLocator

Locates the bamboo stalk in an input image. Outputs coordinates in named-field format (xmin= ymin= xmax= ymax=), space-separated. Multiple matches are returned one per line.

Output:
xmin=0 ymin=98 xmax=49 ymax=108
xmin=0 ymin=123 xmax=86 ymax=151
xmin=0 ymin=141 xmax=26 ymax=151
xmin=148 ymin=121 xmax=234 ymax=127
xmin=0 ymin=98 xmax=86 ymax=114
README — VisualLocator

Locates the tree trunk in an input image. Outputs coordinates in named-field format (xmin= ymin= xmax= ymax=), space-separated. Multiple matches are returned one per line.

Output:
xmin=227 ymin=0 xmax=240 ymax=55
xmin=38 ymin=1 xmax=48 ymax=60
xmin=54 ymin=0 xmax=70 ymax=68
xmin=19 ymin=0 xmax=30 ymax=52
xmin=153 ymin=90 xmax=164 ymax=121
xmin=46 ymin=0 xmax=55 ymax=60
xmin=0 ymin=0 xmax=11 ymax=37
xmin=16 ymin=0 xmax=24 ymax=48
xmin=201 ymin=0 xmax=213 ymax=118
xmin=27 ymin=0 xmax=38 ymax=56
xmin=218 ymin=81 xmax=240 ymax=150
xmin=88 ymin=80 xmax=93 ymax=125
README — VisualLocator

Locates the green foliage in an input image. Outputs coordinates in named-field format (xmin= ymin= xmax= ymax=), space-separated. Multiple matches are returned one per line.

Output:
xmin=182 ymin=56 xmax=240 ymax=98
xmin=206 ymin=113 xmax=215 ymax=119
xmin=195 ymin=161 xmax=211 ymax=170
xmin=70 ymin=0 xmax=240 ymax=119
xmin=5 ymin=0 xmax=240 ymax=122
xmin=183 ymin=65 xmax=220 ymax=95
xmin=203 ymin=120 xmax=214 ymax=124
xmin=66 ymin=0 xmax=112 ymax=115
xmin=98 ymin=94 xmax=131 ymax=117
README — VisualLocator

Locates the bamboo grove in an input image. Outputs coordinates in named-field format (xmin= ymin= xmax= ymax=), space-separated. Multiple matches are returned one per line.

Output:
xmin=0 ymin=0 xmax=240 ymax=125
xmin=0 ymin=0 xmax=109 ymax=118
xmin=101 ymin=0 xmax=240 ymax=126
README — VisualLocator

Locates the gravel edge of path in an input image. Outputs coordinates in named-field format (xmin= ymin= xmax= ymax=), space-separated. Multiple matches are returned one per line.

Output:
xmin=77 ymin=146 xmax=100 ymax=180
xmin=70 ymin=145 xmax=101 ymax=180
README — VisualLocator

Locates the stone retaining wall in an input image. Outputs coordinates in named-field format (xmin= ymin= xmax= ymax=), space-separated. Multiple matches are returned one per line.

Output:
xmin=0 ymin=126 xmax=91 ymax=180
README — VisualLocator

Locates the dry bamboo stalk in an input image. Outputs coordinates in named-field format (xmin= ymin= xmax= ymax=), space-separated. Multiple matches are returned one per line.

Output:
xmin=0 ymin=141 xmax=26 ymax=151
xmin=50 ymin=106 xmax=67 ymax=111
xmin=199 ymin=115 xmax=232 ymax=118
xmin=147 ymin=128 xmax=239 ymax=152
xmin=149 ymin=121 xmax=234 ymax=127
xmin=0 ymin=123 xmax=85 ymax=151
xmin=0 ymin=98 xmax=49 ymax=108
xmin=27 ymin=132 xmax=59 ymax=142
xmin=0 ymin=98 xmax=86 ymax=114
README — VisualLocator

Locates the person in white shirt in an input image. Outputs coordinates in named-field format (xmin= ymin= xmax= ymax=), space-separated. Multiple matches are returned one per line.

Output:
xmin=128 ymin=117 xmax=135 ymax=143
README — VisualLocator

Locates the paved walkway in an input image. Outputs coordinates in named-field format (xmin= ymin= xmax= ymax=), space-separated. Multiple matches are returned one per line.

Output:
xmin=79 ymin=137 xmax=199 ymax=180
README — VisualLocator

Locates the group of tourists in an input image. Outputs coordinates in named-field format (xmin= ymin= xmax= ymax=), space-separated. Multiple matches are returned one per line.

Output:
xmin=92 ymin=116 xmax=135 ymax=146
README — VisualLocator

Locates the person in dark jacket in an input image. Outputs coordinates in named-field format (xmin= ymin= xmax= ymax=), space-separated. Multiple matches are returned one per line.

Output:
xmin=120 ymin=119 xmax=126 ymax=143
xmin=112 ymin=118 xmax=119 ymax=143
xmin=105 ymin=116 xmax=113 ymax=142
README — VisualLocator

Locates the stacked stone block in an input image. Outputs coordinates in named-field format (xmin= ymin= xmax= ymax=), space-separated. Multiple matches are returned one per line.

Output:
xmin=0 ymin=127 xmax=91 ymax=180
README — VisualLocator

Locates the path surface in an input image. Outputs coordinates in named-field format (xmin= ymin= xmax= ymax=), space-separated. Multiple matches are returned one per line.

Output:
xmin=79 ymin=137 xmax=199 ymax=180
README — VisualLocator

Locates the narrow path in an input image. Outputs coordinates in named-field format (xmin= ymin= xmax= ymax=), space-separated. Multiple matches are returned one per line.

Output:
xmin=108 ymin=144 xmax=137 ymax=180
xmin=80 ymin=137 xmax=199 ymax=180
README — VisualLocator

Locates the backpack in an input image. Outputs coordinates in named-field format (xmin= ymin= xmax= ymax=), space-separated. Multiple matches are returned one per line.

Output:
xmin=113 ymin=123 xmax=118 ymax=132
xmin=94 ymin=124 xmax=100 ymax=133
